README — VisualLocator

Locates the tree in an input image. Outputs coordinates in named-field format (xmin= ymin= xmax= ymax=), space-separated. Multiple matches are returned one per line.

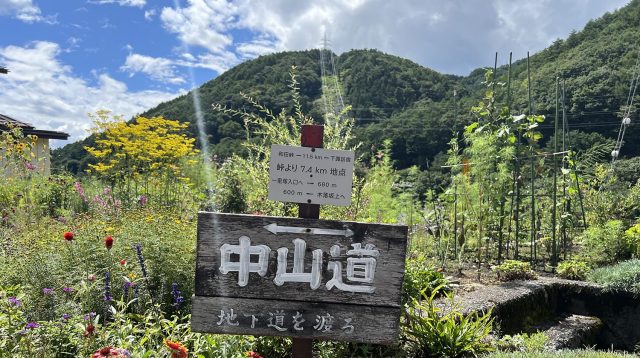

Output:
xmin=84 ymin=110 xmax=199 ymax=205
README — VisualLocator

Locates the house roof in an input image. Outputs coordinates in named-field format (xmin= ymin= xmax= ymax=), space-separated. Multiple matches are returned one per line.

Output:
xmin=0 ymin=113 xmax=69 ymax=140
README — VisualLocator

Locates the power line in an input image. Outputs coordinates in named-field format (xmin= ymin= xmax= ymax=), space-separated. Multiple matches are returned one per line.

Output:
xmin=611 ymin=47 xmax=640 ymax=163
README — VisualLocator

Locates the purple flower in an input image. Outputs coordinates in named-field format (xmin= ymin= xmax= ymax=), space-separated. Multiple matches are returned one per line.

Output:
xmin=123 ymin=281 xmax=135 ymax=299
xmin=133 ymin=243 xmax=148 ymax=279
xmin=138 ymin=195 xmax=148 ymax=206
xmin=103 ymin=271 xmax=112 ymax=302
xmin=83 ymin=312 xmax=96 ymax=321
xmin=62 ymin=287 xmax=74 ymax=293
xmin=42 ymin=288 xmax=54 ymax=295
xmin=8 ymin=297 xmax=21 ymax=307
xmin=116 ymin=348 xmax=131 ymax=358
xmin=171 ymin=283 xmax=184 ymax=309
xmin=62 ymin=314 xmax=71 ymax=321
xmin=74 ymin=182 xmax=87 ymax=203
xmin=24 ymin=162 xmax=35 ymax=171
xmin=25 ymin=322 xmax=40 ymax=329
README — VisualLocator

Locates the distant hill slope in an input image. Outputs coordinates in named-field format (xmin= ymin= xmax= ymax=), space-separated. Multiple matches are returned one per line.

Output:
xmin=53 ymin=0 xmax=640 ymax=173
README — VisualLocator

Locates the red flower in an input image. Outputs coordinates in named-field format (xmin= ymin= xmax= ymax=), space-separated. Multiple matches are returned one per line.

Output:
xmin=247 ymin=352 xmax=264 ymax=358
xmin=92 ymin=346 xmax=114 ymax=357
xmin=104 ymin=236 xmax=114 ymax=250
xmin=119 ymin=259 xmax=126 ymax=266
xmin=164 ymin=339 xmax=188 ymax=358
xmin=63 ymin=231 xmax=74 ymax=241
xmin=91 ymin=346 xmax=129 ymax=357
xmin=84 ymin=323 xmax=95 ymax=337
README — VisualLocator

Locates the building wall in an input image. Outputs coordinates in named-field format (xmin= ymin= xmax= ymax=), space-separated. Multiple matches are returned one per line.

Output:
xmin=33 ymin=137 xmax=51 ymax=175
xmin=1 ymin=136 xmax=51 ymax=176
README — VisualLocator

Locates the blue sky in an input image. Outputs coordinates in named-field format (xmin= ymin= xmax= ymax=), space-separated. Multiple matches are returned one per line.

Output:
xmin=0 ymin=0 xmax=630 ymax=146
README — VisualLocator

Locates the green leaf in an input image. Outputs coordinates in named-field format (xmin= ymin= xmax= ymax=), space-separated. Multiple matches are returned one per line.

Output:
xmin=466 ymin=122 xmax=479 ymax=134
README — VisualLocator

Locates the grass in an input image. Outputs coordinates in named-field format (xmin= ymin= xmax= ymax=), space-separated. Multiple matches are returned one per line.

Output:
xmin=587 ymin=259 xmax=640 ymax=295
xmin=484 ymin=349 xmax=635 ymax=357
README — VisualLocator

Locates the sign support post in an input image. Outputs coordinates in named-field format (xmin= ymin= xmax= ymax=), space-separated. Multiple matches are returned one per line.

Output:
xmin=292 ymin=124 xmax=323 ymax=357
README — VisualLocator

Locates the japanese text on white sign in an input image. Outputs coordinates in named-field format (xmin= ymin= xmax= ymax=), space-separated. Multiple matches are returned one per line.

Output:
xmin=268 ymin=145 xmax=355 ymax=206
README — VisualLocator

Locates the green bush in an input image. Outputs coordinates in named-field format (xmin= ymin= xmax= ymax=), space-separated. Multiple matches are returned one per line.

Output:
xmin=556 ymin=260 xmax=590 ymax=281
xmin=402 ymin=258 xmax=451 ymax=305
xmin=404 ymin=288 xmax=494 ymax=357
xmin=251 ymin=336 xmax=291 ymax=358
xmin=588 ymin=259 xmax=640 ymax=295
xmin=580 ymin=220 xmax=634 ymax=265
xmin=486 ymin=349 xmax=634 ymax=357
xmin=493 ymin=260 xmax=537 ymax=281
xmin=624 ymin=223 xmax=640 ymax=257
xmin=496 ymin=332 xmax=547 ymax=353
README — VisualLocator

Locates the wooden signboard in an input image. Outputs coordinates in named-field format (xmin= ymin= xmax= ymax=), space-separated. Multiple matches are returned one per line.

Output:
xmin=192 ymin=212 xmax=408 ymax=344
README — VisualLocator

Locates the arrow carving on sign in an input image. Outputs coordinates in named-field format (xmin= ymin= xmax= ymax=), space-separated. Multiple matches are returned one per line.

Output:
xmin=264 ymin=223 xmax=354 ymax=237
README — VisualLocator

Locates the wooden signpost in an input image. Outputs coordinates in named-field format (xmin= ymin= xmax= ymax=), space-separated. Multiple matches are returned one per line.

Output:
xmin=192 ymin=124 xmax=408 ymax=356
xmin=191 ymin=213 xmax=407 ymax=343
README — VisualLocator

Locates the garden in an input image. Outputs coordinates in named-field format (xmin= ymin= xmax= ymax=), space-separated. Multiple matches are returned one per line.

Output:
xmin=1 ymin=70 xmax=640 ymax=357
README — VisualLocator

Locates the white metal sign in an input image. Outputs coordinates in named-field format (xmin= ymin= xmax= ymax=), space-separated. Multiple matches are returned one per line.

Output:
xmin=268 ymin=144 xmax=355 ymax=206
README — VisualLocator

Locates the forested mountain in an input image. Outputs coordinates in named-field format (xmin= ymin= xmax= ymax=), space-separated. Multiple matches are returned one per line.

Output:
xmin=53 ymin=0 xmax=640 ymax=174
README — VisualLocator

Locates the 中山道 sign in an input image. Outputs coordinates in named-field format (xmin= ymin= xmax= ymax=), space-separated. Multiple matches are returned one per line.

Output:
xmin=192 ymin=212 xmax=408 ymax=344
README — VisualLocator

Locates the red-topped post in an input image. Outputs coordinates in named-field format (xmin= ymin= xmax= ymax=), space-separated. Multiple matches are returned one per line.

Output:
xmin=292 ymin=124 xmax=323 ymax=357
xmin=297 ymin=124 xmax=324 ymax=220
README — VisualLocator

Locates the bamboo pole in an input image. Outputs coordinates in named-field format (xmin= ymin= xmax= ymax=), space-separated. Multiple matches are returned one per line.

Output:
xmin=552 ymin=77 xmax=559 ymax=268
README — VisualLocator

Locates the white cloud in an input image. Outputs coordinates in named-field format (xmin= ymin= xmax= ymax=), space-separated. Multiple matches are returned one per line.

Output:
xmin=0 ymin=41 xmax=181 ymax=146
xmin=144 ymin=8 xmax=155 ymax=21
xmin=121 ymin=53 xmax=186 ymax=84
xmin=0 ymin=0 xmax=56 ymax=23
xmin=188 ymin=52 xmax=239 ymax=73
xmin=90 ymin=0 xmax=146 ymax=7
xmin=160 ymin=0 xmax=236 ymax=54
xmin=157 ymin=0 xmax=629 ymax=75
xmin=236 ymin=37 xmax=279 ymax=59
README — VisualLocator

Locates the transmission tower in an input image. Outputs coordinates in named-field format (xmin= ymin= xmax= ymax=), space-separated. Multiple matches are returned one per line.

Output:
xmin=319 ymin=32 xmax=345 ymax=119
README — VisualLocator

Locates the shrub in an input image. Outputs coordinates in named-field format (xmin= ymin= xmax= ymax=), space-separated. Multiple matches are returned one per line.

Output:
xmin=251 ymin=336 xmax=291 ymax=358
xmin=588 ymin=259 xmax=640 ymax=295
xmin=624 ymin=223 xmax=640 ymax=257
xmin=496 ymin=332 xmax=547 ymax=353
xmin=404 ymin=288 xmax=494 ymax=357
xmin=493 ymin=260 xmax=537 ymax=281
xmin=485 ymin=349 xmax=634 ymax=357
xmin=556 ymin=260 xmax=590 ymax=281
xmin=579 ymin=220 xmax=633 ymax=265
xmin=402 ymin=258 xmax=451 ymax=305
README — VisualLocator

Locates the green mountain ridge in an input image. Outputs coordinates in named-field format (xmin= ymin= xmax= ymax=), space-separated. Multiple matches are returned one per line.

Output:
xmin=53 ymin=0 xmax=640 ymax=173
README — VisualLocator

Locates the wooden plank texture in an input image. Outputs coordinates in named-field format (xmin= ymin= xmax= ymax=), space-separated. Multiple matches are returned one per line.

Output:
xmin=195 ymin=212 xmax=408 ymax=308
xmin=191 ymin=296 xmax=402 ymax=344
